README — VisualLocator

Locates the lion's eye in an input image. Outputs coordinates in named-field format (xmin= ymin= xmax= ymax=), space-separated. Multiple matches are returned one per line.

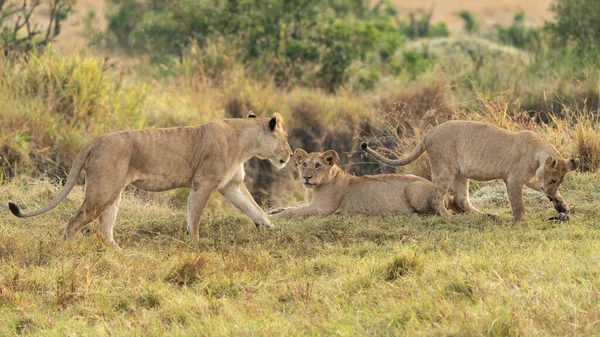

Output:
xmin=315 ymin=163 xmax=321 ymax=169
xmin=302 ymin=163 xmax=307 ymax=168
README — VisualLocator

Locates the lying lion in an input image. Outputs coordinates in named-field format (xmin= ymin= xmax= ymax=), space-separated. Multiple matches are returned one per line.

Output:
xmin=362 ymin=120 xmax=579 ymax=221
xmin=269 ymin=149 xmax=456 ymax=217
xmin=9 ymin=112 xmax=292 ymax=248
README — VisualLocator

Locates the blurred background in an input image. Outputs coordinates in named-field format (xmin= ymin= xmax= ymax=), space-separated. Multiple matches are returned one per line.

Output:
xmin=1 ymin=0 xmax=598 ymax=208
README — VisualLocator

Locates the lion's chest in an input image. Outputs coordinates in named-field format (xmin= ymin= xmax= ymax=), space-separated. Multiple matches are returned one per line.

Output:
xmin=217 ymin=165 xmax=245 ymax=189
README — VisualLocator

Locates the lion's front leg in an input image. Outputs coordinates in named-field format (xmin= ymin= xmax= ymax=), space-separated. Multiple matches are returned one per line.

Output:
xmin=218 ymin=181 xmax=272 ymax=229
xmin=270 ymin=204 xmax=332 ymax=218
xmin=267 ymin=207 xmax=288 ymax=215
xmin=548 ymin=191 xmax=570 ymax=214
xmin=526 ymin=181 xmax=570 ymax=220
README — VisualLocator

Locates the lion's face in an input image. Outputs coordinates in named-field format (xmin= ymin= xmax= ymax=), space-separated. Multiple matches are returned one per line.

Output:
xmin=260 ymin=113 xmax=292 ymax=169
xmin=538 ymin=156 xmax=579 ymax=197
xmin=293 ymin=149 xmax=339 ymax=188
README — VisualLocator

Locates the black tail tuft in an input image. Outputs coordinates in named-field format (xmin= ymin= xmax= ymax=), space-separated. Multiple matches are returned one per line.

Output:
xmin=8 ymin=202 xmax=23 ymax=217
xmin=360 ymin=142 xmax=368 ymax=151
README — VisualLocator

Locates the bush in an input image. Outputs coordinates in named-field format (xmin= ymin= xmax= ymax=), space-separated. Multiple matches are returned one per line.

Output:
xmin=399 ymin=11 xmax=450 ymax=40
xmin=104 ymin=0 xmax=405 ymax=91
xmin=546 ymin=0 xmax=600 ymax=57
xmin=497 ymin=11 xmax=541 ymax=50
xmin=458 ymin=10 xmax=479 ymax=34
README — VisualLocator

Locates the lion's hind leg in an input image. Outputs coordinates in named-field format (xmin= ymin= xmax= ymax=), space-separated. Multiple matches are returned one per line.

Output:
xmin=452 ymin=175 xmax=498 ymax=220
xmin=64 ymin=169 xmax=128 ymax=244
xmin=406 ymin=181 xmax=436 ymax=214
xmin=64 ymin=193 xmax=122 ymax=243
xmin=98 ymin=193 xmax=123 ymax=249
xmin=429 ymin=165 xmax=456 ymax=216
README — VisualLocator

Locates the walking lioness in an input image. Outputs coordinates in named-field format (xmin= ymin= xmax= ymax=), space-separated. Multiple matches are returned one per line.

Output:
xmin=362 ymin=120 xmax=579 ymax=221
xmin=269 ymin=149 xmax=456 ymax=217
xmin=9 ymin=112 xmax=292 ymax=248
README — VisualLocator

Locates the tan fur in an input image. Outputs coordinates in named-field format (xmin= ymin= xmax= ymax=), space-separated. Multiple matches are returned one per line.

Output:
xmin=269 ymin=149 xmax=456 ymax=218
xmin=363 ymin=120 xmax=579 ymax=221
xmin=9 ymin=112 xmax=292 ymax=248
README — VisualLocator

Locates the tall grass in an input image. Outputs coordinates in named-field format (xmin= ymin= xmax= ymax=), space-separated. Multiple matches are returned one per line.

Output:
xmin=0 ymin=51 xmax=149 ymax=179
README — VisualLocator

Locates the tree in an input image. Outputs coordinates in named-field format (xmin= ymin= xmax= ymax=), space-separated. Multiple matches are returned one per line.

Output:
xmin=0 ymin=0 xmax=76 ymax=54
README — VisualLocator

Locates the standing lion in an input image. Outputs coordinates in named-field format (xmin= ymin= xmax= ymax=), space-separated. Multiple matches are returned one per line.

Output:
xmin=9 ymin=112 xmax=292 ymax=248
xmin=362 ymin=120 xmax=579 ymax=221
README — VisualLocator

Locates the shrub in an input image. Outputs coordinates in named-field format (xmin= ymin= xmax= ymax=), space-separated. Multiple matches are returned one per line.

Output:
xmin=399 ymin=11 xmax=450 ymax=39
xmin=458 ymin=10 xmax=479 ymax=34
xmin=497 ymin=11 xmax=542 ymax=50
xmin=546 ymin=0 xmax=600 ymax=57
xmin=103 ymin=0 xmax=404 ymax=91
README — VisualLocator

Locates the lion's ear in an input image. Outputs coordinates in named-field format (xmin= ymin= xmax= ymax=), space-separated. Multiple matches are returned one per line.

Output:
xmin=567 ymin=157 xmax=580 ymax=171
xmin=247 ymin=111 xmax=257 ymax=118
xmin=323 ymin=150 xmax=339 ymax=166
xmin=545 ymin=156 xmax=558 ymax=169
xmin=294 ymin=149 xmax=308 ymax=165
xmin=269 ymin=113 xmax=283 ymax=131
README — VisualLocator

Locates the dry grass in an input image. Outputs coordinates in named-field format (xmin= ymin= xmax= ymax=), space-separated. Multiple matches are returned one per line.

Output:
xmin=1 ymin=171 xmax=599 ymax=335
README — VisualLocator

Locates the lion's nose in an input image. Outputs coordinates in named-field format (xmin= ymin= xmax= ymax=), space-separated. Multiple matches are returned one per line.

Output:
xmin=303 ymin=175 xmax=312 ymax=181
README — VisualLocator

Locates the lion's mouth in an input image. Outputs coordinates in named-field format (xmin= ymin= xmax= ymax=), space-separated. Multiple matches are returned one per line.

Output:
xmin=303 ymin=182 xmax=317 ymax=188
xmin=271 ymin=158 xmax=289 ymax=170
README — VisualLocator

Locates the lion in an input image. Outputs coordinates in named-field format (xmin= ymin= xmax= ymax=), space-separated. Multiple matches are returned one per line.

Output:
xmin=268 ymin=149 xmax=456 ymax=218
xmin=8 ymin=112 xmax=292 ymax=248
xmin=362 ymin=120 xmax=579 ymax=221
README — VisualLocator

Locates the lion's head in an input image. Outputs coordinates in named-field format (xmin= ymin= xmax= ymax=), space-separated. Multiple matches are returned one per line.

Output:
xmin=254 ymin=112 xmax=292 ymax=169
xmin=293 ymin=149 xmax=339 ymax=188
xmin=538 ymin=156 xmax=579 ymax=197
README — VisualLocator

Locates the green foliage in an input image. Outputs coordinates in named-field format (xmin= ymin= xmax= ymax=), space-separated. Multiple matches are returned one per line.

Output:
xmin=316 ymin=18 xmax=387 ymax=91
xmin=401 ymin=49 xmax=434 ymax=80
xmin=399 ymin=13 xmax=450 ymax=39
xmin=104 ymin=0 xmax=405 ymax=91
xmin=497 ymin=11 xmax=541 ymax=50
xmin=546 ymin=0 xmax=600 ymax=57
xmin=459 ymin=10 xmax=479 ymax=34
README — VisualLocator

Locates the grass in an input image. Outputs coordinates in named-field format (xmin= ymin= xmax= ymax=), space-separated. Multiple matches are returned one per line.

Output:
xmin=1 ymin=172 xmax=599 ymax=336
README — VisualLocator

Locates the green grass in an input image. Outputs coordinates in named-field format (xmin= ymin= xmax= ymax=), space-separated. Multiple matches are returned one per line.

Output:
xmin=1 ymin=172 xmax=599 ymax=336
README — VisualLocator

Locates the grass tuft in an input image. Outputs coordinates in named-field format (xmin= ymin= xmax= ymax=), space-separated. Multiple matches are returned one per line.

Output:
xmin=164 ymin=254 xmax=210 ymax=286
xmin=444 ymin=279 xmax=477 ymax=302
xmin=382 ymin=249 xmax=424 ymax=281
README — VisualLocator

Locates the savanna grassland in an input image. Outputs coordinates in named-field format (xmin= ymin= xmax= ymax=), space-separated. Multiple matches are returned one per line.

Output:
xmin=2 ymin=0 xmax=600 ymax=335
xmin=2 ymin=173 xmax=600 ymax=336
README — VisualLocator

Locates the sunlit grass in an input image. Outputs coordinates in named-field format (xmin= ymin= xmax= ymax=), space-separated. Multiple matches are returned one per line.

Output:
xmin=1 ymin=172 xmax=599 ymax=336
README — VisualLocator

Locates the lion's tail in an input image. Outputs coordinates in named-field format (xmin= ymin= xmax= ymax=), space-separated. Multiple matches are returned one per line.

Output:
xmin=8 ymin=144 xmax=93 ymax=218
xmin=361 ymin=139 xmax=426 ymax=167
